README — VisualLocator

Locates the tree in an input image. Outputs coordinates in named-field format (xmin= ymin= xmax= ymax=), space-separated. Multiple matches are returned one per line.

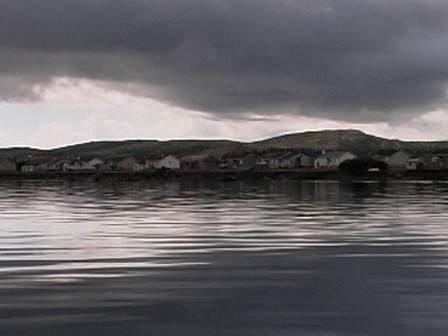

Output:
xmin=339 ymin=157 xmax=388 ymax=176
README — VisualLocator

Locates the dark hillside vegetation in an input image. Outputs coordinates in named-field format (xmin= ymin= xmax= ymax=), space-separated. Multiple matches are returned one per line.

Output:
xmin=1 ymin=129 xmax=448 ymax=160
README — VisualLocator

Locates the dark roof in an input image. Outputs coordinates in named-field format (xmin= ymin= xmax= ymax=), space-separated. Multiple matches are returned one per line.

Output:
xmin=432 ymin=149 xmax=448 ymax=155
xmin=281 ymin=152 xmax=309 ymax=160
xmin=318 ymin=151 xmax=355 ymax=159
xmin=181 ymin=155 xmax=219 ymax=162
xmin=375 ymin=149 xmax=403 ymax=156
xmin=146 ymin=153 xmax=169 ymax=160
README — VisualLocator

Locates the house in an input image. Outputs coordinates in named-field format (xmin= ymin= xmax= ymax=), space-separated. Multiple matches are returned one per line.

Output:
xmin=224 ymin=152 xmax=267 ymax=170
xmin=84 ymin=158 xmax=104 ymax=170
xmin=16 ymin=156 xmax=56 ymax=172
xmin=374 ymin=149 xmax=410 ymax=168
xmin=264 ymin=151 xmax=291 ymax=169
xmin=406 ymin=157 xmax=424 ymax=170
xmin=279 ymin=152 xmax=312 ymax=168
xmin=0 ymin=159 xmax=17 ymax=172
xmin=199 ymin=147 xmax=230 ymax=160
xmin=63 ymin=157 xmax=104 ymax=171
xmin=181 ymin=155 xmax=220 ymax=170
xmin=133 ymin=160 xmax=147 ymax=171
xmin=116 ymin=157 xmax=138 ymax=171
xmin=116 ymin=156 xmax=145 ymax=171
xmin=63 ymin=159 xmax=83 ymax=171
xmin=430 ymin=149 xmax=448 ymax=168
xmin=39 ymin=159 xmax=70 ymax=171
xmin=314 ymin=151 xmax=357 ymax=168
xmin=146 ymin=154 xmax=180 ymax=170
xmin=265 ymin=151 xmax=312 ymax=169
xmin=21 ymin=165 xmax=36 ymax=172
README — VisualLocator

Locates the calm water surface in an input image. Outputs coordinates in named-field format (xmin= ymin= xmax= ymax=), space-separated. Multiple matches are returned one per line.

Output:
xmin=0 ymin=179 xmax=448 ymax=335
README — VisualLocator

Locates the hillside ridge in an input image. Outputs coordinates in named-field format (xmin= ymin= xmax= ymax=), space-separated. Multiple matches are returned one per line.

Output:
xmin=1 ymin=129 xmax=448 ymax=160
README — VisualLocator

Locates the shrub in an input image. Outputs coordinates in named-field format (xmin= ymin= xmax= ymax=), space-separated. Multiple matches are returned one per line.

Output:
xmin=339 ymin=157 xmax=388 ymax=176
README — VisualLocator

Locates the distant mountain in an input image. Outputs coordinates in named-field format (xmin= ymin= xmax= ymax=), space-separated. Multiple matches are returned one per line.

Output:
xmin=1 ymin=130 xmax=448 ymax=160
xmin=47 ymin=139 xmax=243 ymax=159
xmin=250 ymin=129 xmax=399 ymax=154
xmin=252 ymin=129 xmax=448 ymax=154
xmin=0 ymin=139 xmax=243 ymax=161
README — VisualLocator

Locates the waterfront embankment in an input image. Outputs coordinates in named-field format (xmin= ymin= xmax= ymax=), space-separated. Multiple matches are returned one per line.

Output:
xmin=1 ymin=168 xmax=448 ymax=181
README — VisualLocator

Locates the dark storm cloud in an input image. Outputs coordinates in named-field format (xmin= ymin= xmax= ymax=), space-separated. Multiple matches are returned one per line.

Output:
xmin=2 ymin=0 xmax=448 ymax=122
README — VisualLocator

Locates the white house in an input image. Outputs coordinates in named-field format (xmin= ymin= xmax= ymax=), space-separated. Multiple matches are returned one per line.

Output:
xmin=63 ymin=157 xmax=104 ymax=171
xmin=146 ymin=154 xmax=180 ymax=170
xmin=314 ymin=151 xmax=357 ymax=168
xmin=39 ymin=159 xmax=69 ymax=171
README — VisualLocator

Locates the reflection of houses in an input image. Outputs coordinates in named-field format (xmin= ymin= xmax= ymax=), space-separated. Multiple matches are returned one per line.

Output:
xmin=0 ymin=159 xmax=17 ymax=172
xmin=374 ymin=149 xmax=410 ymax=168
xmin=223 ymin=152 xmax=267 ymax=170
xmin=314 ymin=151 xmax=357 ymax=168
xmin=63 ymin=157 xmax=104 ymax=171
xmin=146 ymin=154 xmax=180 ymax=170
xmin=181 ymin=155 xmax=220 ymax=170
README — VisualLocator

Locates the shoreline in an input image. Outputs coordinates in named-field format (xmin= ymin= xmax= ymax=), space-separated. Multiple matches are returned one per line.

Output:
xmin=1 ymin=168 xmax=448 ymax=181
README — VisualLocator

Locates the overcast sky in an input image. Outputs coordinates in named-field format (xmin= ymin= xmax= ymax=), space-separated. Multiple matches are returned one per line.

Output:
xmin=2 ymin=0 xmax=448 ymax=148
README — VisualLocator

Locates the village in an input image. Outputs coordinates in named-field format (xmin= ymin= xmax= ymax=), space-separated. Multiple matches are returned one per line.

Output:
xmin=1 ymin=147 xmax=448 ymax=174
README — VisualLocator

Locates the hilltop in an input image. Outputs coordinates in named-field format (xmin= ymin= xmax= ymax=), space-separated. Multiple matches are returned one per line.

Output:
xmin=251 ymin=129 xmax=448 ymax=153
xmin=1 ymin=129 xmax=448 ymax=160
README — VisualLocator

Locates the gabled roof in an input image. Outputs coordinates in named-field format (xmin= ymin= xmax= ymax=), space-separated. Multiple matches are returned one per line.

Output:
xmin=200 ymin=147 xmax=229 ymax=159
xmin=281 ymin=152 xmax=309 ymax=160
xmin=222 ymin=151 xmax=263 ymax=160
xmin=262 ymin=151 xmax=291 ymax=160
xmin=432 ymin=149 xmax=448 ymax=155
xmin=181 ymin=154 xmax=218 ymax=162
xmin=146 ymin=153 xmax=167 ymax=161
xmin=375 ymin=149 xmax=407 ymax=157
xmin=318 ymin=151 xmax=354 ymax=159
xmin=221 ymin=150 xmax=246 ymax=159
xmin=146 ymin=153 xmax=177 ymax=161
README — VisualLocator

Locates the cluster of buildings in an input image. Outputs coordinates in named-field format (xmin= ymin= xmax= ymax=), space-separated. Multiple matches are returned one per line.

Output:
xmin=1 ymin=148 xmax=448 ymax=173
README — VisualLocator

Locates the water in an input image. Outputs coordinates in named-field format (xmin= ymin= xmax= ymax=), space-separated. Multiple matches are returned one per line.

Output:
xmin=0 ymin=179 xmax=448 ymax=335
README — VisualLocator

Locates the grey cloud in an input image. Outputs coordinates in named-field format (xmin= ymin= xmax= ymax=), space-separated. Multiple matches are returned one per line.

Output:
xmin=2 ymin=0 xmax=448 ymax=122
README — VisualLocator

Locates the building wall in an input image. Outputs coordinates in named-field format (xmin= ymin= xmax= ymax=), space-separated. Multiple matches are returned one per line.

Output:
xmin=389 ymin=151 xmax=410 ymax=167
xmin=149 ymin=155 xmax=180 ymax=170
xmin=117 ymin=157 xmax=137 ymax=171
xmin=0 ymin=160 xmax=16 ymax=172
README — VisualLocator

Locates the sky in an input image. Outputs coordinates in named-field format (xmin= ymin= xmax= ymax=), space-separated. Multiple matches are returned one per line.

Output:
xmin=2 ymin=0 xmax=448 ymax=149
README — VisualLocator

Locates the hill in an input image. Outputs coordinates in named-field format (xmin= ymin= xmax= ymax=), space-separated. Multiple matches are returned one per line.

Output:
xmin=1 ymin=129 xmax=448 ymax=160
xmin=252 ymin=129 xmax=448 ymax=154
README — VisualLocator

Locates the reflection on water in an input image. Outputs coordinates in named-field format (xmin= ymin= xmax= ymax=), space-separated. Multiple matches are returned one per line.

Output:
xmin=1 ymin=179 xmax=448 ymax=335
